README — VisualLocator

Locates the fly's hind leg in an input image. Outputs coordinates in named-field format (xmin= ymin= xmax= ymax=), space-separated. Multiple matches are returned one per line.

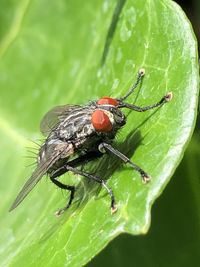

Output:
xmin=51 ymin=166 xmax=116 ymax=214
xmin=65 ymin=166 xmax=117 ymax=214
xmin=51 ymin=151 xmax=102 ymax=179
xmin=50 ymin=176 xmax=75 ymax=216
xmin=50 ymin=151 xmax=103 ymax=216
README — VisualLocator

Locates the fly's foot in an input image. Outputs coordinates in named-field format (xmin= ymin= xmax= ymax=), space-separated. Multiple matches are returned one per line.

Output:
xmin=164 ymin=92 xmax=173 ymax=102
xmin=139 ymin=68 xmax=145 ymax=77
xmin=111 ymin=204 xmax=118 ymax=214
xmin=141 ymin=173 xmax=151 ymax=184
xmin=55 ymin=205 xmax=70 ymax=217
xmin=55 ymin=208 xmax=65 ymax=217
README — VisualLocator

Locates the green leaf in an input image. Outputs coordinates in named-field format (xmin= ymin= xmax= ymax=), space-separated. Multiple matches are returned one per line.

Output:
xmin=0 ymin=0 xmax=199 ymax=266
xmin=88 ymin=132 xmax=200 ymax=267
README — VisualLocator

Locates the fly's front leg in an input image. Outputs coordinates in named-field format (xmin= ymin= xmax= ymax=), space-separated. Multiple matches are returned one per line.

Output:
xmin=118 ymin=92 xmax=173 ymax=112
xmin=120 ymin=68 xmax=145 ymax=101
xmin=99 ymin=142 xmax=151 ymax=183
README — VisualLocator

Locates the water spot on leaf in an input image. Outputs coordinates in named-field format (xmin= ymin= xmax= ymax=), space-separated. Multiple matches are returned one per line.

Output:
xmin=125 ymin=7 xmax=137 ymax=26
xmin=120 ymin=20 xmax=132 ymax=42
xmin=116 ymin=47 xmax=123 ymax=63
xmin=111 ymin=78 xmax=120 ymax=92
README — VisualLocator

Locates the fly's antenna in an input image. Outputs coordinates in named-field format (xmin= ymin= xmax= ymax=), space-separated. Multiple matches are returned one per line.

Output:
xmin=120 ymin=68 xmax=145 ymax=101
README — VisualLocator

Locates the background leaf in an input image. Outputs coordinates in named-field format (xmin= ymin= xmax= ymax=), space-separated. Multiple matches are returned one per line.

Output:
xmin=0 ymin=0 xmax=199 ymax=266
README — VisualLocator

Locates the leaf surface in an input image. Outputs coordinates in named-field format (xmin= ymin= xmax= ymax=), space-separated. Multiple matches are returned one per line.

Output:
xmin=0 ymin=0 xmax=199 ymax=266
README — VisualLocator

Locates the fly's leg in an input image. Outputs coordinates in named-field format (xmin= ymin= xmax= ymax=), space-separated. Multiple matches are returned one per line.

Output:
xmin=65 ymin=166 xmax=117 ymax=214
xmin=118 ymin=92 xmax=172 ymax=111
xmin=99 ymin=142 xmax=151 ymax=183
xmin=51 ymin=151 xmax=103 ymax=179
xmin=120 ymin=69 xmax=145 ymax=101
xmin=50 ymin=151 xmax=103 ymax=216
xmin=50 ymin=176 xmax=75 ymax=216
xmin=119 ymin=68 xmax=173 ymax=109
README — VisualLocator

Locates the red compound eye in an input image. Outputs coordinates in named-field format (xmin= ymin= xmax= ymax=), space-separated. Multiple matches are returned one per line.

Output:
xmin=91 ymin=110 xmax=112 ymax=132
xmin=97 ymin=97 xmax=119 ymax=106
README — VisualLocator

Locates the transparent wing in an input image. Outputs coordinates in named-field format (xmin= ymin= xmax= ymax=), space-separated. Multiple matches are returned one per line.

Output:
xmin=9 ymin=143 xmax=73 ymax=211
xmin=40 ymin=104 xmax=80 ymax=136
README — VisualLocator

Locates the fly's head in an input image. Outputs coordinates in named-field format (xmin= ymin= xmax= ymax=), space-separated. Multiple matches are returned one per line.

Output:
xmin=91 ymin=97 xmax=126 ymax=137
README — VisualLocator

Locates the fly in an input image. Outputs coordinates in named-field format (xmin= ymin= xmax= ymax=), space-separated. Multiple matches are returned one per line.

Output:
xmin=9 ymin=69 xmax=172 ymax=216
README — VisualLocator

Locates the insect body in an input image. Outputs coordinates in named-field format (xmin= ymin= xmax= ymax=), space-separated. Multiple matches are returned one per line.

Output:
xmin=9 ymin=69 xmax=172 ymax=215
